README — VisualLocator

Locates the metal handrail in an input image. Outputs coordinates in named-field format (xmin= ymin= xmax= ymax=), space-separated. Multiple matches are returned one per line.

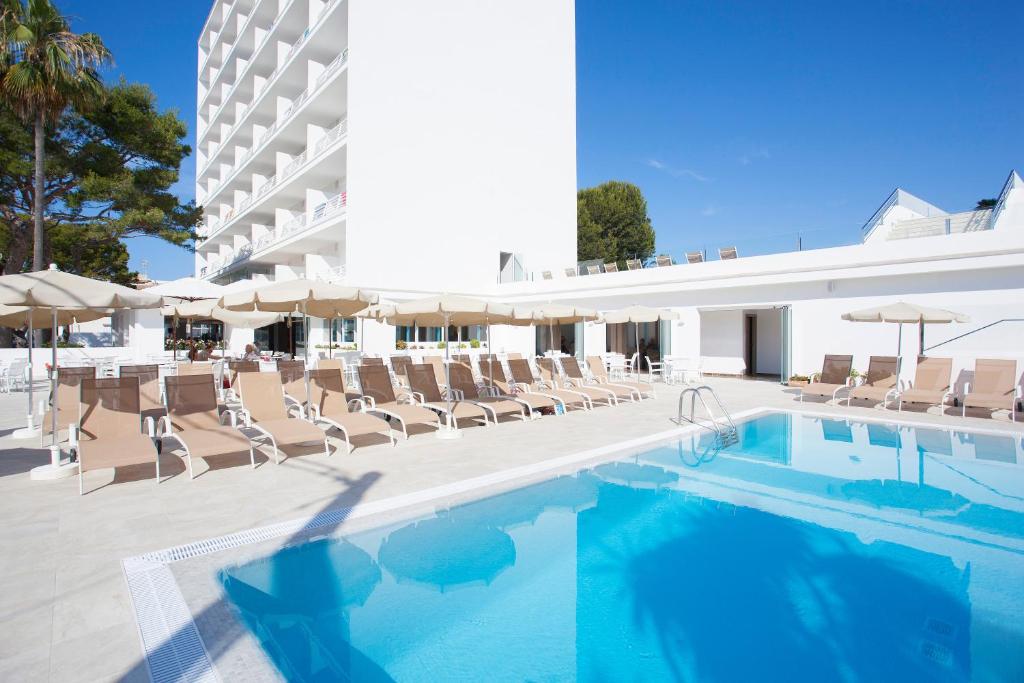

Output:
xmin=671 ymin=385 xmax=738 ymax=443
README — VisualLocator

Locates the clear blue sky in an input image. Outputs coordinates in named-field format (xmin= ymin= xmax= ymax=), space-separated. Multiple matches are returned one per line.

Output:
xmin=61 ymin=0 xmax=1022 ymax=279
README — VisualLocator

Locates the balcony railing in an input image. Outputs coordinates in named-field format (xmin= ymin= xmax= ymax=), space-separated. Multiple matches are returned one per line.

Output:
xmin=200 ymin=0 xmax=343 ymax=147
xmin=201 ymin=191 xmax=348 ymax=279
xmin=200 ymin=46 xmax=348 ymax=179
xmin=198 ymin=117 xmax=348 ymax=246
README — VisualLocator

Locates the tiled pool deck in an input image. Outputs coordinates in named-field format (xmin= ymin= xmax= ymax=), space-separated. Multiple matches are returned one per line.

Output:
xmin=1 ymin=377 xmax=1021 ymax=681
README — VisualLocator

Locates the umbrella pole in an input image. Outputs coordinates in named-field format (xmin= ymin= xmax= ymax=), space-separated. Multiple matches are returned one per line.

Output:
xmin=172 ymin=315 xmax=177 ymax=364
xmin=50 ymin=307 xmax=59 ymax=464
xmin=918 ymin=321 xmax=925 ymax=357
xmin=26 ymin=317 xmax=34 ymax=427
xmin=897 ymin=322 xmax=903 ymax=360
xmin=635 ymin=321 xmax=640 ymax=378
xmin=438 ymin=313 xmax=460 ymax=440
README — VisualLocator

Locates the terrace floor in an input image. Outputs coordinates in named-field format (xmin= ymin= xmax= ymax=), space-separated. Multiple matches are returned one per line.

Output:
xmin=0 ymin=377 xmax=1021 ymax=681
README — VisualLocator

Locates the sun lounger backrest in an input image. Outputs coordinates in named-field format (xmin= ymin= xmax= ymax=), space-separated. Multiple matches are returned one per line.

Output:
xmin=407 ymin=364 xmax=445 ymax=402
xmin=238 ymin=371 xmax=289 ymax=422
xmin=448 ymin=363 xmax=481 ymax=399
xmin=820 ymin=355 xmax=853 ymax=385
xmin=508 ymin=358 xmax=536 ymax=385
xmin=863 ymin=356 xmax=899 ymax=389
xmin=165 ymin=374 xmax=221 ymax=431
xmin=390 ymin=355 xmax=412 ymax=381
xmin=119 ymin=364 xmax=162 ymax=412
xmin=55 ymin=366 xmax=98 ymax=416
xmin=586 ymin=356 xmax=609 ymax=380
xmin=177 ymin=362 xmax=214 ymax=376
xmin=358 ymin=364 xmax=398 ymax=404
xmin=79 ymin=377 xmax=140 ymax=441
xmin=561 ymin=356 xmax=586 ymax=379
xmin=317 ymin=358 xmax=342 ymax=370
xmin=536 ymin=357 xmax=560 ymax=382
xmin=360 ymin=357 xmax=384 ymax=367
xmin=277 ymin=360 xmax=307 ymax=402
xmin=972 ymin=358 xmax=1017 ymax=395
xmin=913 ymin=356 xmax=952 ymax=391
xmin=308 ymin=369 xmax=351 ymax=417
xmin=508 ymin=353 xmax=522 ymax=360
xmin=228 ymin=360 xmax=260 ymax=388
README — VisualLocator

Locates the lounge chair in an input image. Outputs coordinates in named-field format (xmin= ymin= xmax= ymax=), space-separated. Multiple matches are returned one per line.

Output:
xmin=236 ymin=371 xmax=329 ymax=463
xmin=177 ymin=362 xmax=214 ymax=375
xmin=626 ymin=259 xmax=643 ymax=270
xmin=565 ymin=267 xmax=578 ymax=277
xmin=897 ymin=356 xmax=953 ymax=412
xmin=75 ymin=377 xmax=159 ymax=495
xmin=42 ymin=366 xmax=96 ymax=448
xmin=603 ymin=262 xmax=619 ymax=273
xmin=390 ymin=355 xmax=413 ymax=386
xmin=719 ymin=246 xmax=738 ymax=260
xmin=507 ymin=358 xmax=587 ymax=411
xmin=317 ymin=358 xmax=342 ymax=370
xmin=227 ymin=360 xmax=260 ymax=399
xmin=561 ymin=356 xmax=632 ymax=403
xmin=537 ymin=358 xmax=610 ymax=408
xmin=586 ymin=264 xmax=601 ymax=275
xmin=655 ymin=255 xmax=673 ymax=267
xmin=357 ymin=364 xmax=441 ymax=438
xmin=541 ymin=271 xmax=552 ymax=280
xmin=119 ymin=364 xmax=164 ymax=436
xmin=450 ymin=361 xmax=530 ymax=420
xmin=277 ymin=359 xmax=307 ymax=412
xmin=686 ymin=251 xmax=704 ymax=264
xmin=846 ymin=356 xmax=899 ymax=408
xmin=360 ymin=356 xmax=384 ymax=367
xmin=475 ymin=359 xmax=553 ymax=416
xmin=800 ymin=355 xmax=854 ymax=403
xmin=962 ymin=358 xmax=1019 ymax=421
xmin=406 ymin=364 xmax=490 ymax=428
xmin=425 ymin=355 xmax=448 ymax=387
xmin=307 ymin=368 xmax=395 ymax=452
xmin=162 ymin=374 xmax=256 ymax=478
xmin=586 ymin=355 xmax=653 ymax=399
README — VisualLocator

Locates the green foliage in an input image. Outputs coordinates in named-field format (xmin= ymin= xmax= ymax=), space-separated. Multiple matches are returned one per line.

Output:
xmin=437 ymin=341 xmax=446 ymax=349
xmin=975 ymin=198 xmax=997 ymax=210
xmin=577 ymin=181 xmax=655 ymax=267
xmin=0 ymin=80 xmax=200 ymax=281
xmin=396 ymin=339 xmax=407 ymax=350
xmin=469 ymin=338 xmax=480 ymax=348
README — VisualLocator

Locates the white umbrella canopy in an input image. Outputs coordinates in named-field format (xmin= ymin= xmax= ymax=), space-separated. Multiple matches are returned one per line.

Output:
xmin=601 ymin=305 xmax=681 ymax=325
xmin=219 ymin=278 xmax=377 ymax=318
xmin=0 ymin=304 xmax=111 ymax=328
xmin=841 ymin=301 xmax=970 ymax=357
xmin=512 ymin=304 xmax=600 ymax=356
xmin=161 ymin=301 xmax=283 ymax=328
xmin=145 ymin=277 xmax=225 ymax=302
xmin=0 ymin=265 xmax=163 ymax=310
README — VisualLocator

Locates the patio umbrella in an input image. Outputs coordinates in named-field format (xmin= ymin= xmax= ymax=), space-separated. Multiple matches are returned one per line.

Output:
xmin=0 ymin=305 xmax=110 ymax=438
xmin=378 ymin=515 xmax=516 ymax=591
xmin=148 ymin=278 xmax=227 ymax=356
xmin=384 ymin=295 xmax=514 ymax=438
xmin=219 ymin=279 xmax=377 ymax=363
xmin=841 ymin=301 xmax=969 ymax=357
xmin=512 ymin=304 xmax=599 ymax=357
xmin=601 ymin=305 xmax=681 ymax=374
xmin=0 ymin=265 xmax=162 ymax=478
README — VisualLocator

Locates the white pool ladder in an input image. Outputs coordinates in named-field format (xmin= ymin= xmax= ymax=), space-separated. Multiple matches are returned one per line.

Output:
xmin=671 ymin=385 xmax=739 ymax=448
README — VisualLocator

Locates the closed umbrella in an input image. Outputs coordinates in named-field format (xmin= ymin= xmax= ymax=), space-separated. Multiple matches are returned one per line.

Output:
xmin=385 ymin=295 xmax=514 ymax=439
xmin=0 ymin=305 xmax=110 ymax=438
xmin=841 ymin=301 xmax=969 ymax=358
xmin=219 ymin=279 xmax=377 ymax=363
xmin=0 ymin=265 xmax=162 ymax=479
xmin=601 ymin=305 xmax=681 ymax=374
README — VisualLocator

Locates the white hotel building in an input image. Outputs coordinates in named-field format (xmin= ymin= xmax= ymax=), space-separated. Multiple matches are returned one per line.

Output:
xmin=154 ymin=0 xmax=1024 ymax=385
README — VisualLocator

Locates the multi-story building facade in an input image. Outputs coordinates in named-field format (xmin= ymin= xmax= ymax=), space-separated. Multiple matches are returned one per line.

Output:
xmin=194 ymin=0 xmax=578 ymax=345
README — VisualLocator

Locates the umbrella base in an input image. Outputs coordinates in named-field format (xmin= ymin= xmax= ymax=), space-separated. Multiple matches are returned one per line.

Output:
xmin=12 ymin=422 xmax=41 ymax=439
xmin=435 ymin=425 xmax=463 ymax=440
xmin=31 ymin=461 xmax=79 ymax=481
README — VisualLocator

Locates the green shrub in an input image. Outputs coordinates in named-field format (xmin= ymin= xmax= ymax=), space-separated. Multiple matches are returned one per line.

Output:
xmin=469 ymin=339 xmax=481 ymax=348
xmin=396 ymin=339 xmax=407 ymax=350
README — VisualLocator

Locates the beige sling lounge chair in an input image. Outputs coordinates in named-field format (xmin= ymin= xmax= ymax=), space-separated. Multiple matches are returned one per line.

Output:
xmin=586 ymin=356 xmax=653 ymax=399
xmin=800 ymin=355 xmax=854 ymax=403
xmin=963 ymin=358 xmax=1019 ymax=421
xmin=357 ymin=364 xmax=441 ymax=438
xmin=307 ymin=369 xmax=396 ymax=452
xmin=163 ymin=374 xmax=256 ymax=478
xmin=75 ymin=377 xmax=159 ymax=495
xmin=236 ymin=371 xmax=329 ymax=463
xmin=846 ymin=356 xmax=899 ymax=408
xmin=537 ymin=358 xmax=607 ymax=408
xmin=507 ymin=358 xmax=587 ymax=412
xmin=42 ymin=366 xmax=96 ymax=447
xmin=177 ymin=362 xmax=214 ymax=376
xmin=897 ymin=356 xmax=953 ymax=412
xmin=277 ymin=359 xmax=308 ymax=412
xmin=561 ymin=356 xmax=632 ymax=403
xmin=450 ymin=362 xmax=530 ymax=421
xmin=119 ymin=364 xmax=163 ymax=436
xmin=390 ymin=355 xmax=413 ymax=386
xmin=476 ymin=359 xmax=553 ymax=417
xmin=406 ymin=364 xmax=490 ymax=428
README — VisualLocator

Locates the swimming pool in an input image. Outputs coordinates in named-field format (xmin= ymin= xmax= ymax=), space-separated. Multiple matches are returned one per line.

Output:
xmin=219 ymin=411 xmax=1024 ymax=681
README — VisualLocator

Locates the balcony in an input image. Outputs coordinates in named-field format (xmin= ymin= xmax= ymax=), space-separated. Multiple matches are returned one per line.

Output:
xmin=200 ymin=191 xmax=348 ymax=279
xmin=199 ymin=0 xmax=344 ymax=149
xmin=200 ymin=47 xmax=348 ymax=182
xmin=200 ymin=117 xmax=348 ymax=246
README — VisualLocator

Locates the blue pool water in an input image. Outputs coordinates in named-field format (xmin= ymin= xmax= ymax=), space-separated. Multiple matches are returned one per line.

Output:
xmin=220 ymin=412 xmax=1024 ymax=682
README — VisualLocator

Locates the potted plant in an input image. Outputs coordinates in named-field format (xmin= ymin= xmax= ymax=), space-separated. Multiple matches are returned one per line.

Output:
xmin=788 ymin=374 xmax=810 ymax=387
xmin=470 ymin=339 xmax=481 ymax=349
xmin=396 ymin=339 xmax=408 ymax=350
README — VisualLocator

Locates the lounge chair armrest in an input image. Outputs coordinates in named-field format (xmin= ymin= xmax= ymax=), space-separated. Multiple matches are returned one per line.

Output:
xmin=287 ymin=403 xmax=306 ymax=419
xmin=962 ymin=381 xmax=971 ymax=394
xmin=144 ymin=416 xmax=156 ymax=439
xmin=362 ymin=395 xmax=376 ymax=409
xmin=447 ymin=388 xmax=465 ymax=401
xmin=68 ymin=424 xmax=78 ymax=448
xmin=309 ymin=404 xmax=322 ymax=420
xmin=160 ymin=415 xmax=173 ymax=436
xmin=347 ymin=398 xmax=366 ymax=413
xmin=238 ymin=408 xmax=252 ymax=428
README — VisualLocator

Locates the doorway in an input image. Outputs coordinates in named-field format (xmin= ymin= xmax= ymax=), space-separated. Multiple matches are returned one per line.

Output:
xmin=536 ymin=324 xmax=577 ymax=357
xmin=606 ymin=322 xmax=661 ymax=370
xmin=744 ymin=314 xmax=757 ymax=376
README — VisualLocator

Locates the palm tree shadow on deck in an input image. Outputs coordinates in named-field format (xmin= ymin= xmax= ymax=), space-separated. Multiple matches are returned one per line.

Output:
xmin=120 ymin=460 xmax=394 ymax=682
xmin=610 ymin=494 xmax=971 ymax=681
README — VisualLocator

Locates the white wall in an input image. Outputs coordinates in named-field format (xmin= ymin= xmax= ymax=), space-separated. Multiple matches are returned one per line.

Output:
xmin=346 ymin=0 xmax=577 ymax=292
xmin=699 ymin=310 xmax=745 ymax=375
xmin=755 ymin=309 xmax=781 ymax=375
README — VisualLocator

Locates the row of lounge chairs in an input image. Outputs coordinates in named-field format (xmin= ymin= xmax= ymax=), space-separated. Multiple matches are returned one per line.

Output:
xmin=800 ymin=354 xmax=1021 ymax=421
xmin=543 ymin=248 xmax=739 ymax=278
xmin=60 ymin=353 xmax=656 ymax=494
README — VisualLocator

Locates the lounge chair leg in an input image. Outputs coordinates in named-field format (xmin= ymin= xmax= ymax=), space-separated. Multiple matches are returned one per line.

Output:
xmin=249 ymin=445 xmax=256 ymax=469
xmin=326 ymin=438 xmax=333 ymax=457
xmin=79 ymin=470 xmax=83 ymax=496
xmin=155 ymin=452 xmax=161 ymax=484
xmin=390 ymin=430 xmax=397 ymax=446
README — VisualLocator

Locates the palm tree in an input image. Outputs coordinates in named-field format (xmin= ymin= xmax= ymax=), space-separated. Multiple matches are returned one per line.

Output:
xmin=0 ymin=0 xmax=110 ymax=272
